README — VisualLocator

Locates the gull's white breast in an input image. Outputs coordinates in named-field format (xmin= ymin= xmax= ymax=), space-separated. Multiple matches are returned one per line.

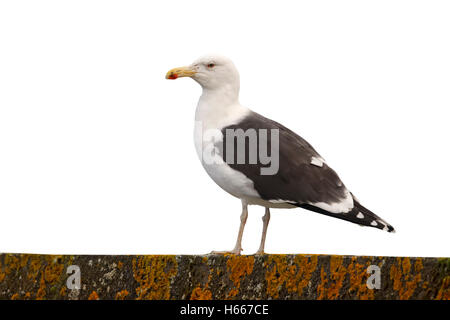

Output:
xmin=193 ymin=103 xmax=261 ymax=200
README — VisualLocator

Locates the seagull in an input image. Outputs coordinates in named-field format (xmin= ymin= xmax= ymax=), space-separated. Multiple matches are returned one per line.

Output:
xmin=166 ymin=54 xmax=395 ymax=255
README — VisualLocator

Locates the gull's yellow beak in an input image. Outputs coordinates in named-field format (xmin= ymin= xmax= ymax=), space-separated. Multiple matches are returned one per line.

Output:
xmin=165 ymin=66 xmax=196 ymax=80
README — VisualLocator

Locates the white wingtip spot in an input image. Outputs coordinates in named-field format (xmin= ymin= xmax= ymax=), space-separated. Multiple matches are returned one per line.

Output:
xmin=356 ymin=212 xmax=364 ymax=219
xmin=310 ymin=189 xmax=354 ymax=214
xmin=370 ymin=221 xmax=378 ymax=226
xmin=310 ymin=157 xmax=325 ymax=167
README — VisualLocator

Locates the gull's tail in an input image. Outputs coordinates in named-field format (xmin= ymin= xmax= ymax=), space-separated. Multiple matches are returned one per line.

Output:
xmin=296 ymin=195 xmax=395 ymax=233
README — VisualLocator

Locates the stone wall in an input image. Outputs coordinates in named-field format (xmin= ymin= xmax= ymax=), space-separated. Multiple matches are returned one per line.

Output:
xmin=0 ymin=253 xmax=448 ymax=300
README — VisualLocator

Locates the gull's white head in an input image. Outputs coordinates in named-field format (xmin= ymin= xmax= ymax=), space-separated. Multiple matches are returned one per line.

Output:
xmin=166 ymin=54 xmax=240 ymax=92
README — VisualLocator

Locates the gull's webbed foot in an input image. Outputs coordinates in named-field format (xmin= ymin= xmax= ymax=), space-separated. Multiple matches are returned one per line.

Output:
xmin=209 ymin=247 xmax=242 ymax=255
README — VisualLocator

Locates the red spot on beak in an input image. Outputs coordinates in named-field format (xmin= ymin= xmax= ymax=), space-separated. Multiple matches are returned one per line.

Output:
xmin=168 ymin=73 xmax=178 ymax=79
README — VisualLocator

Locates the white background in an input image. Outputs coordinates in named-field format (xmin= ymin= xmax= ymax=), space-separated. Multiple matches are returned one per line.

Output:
xmin=0 ymin=1 xmax=449 ymax=257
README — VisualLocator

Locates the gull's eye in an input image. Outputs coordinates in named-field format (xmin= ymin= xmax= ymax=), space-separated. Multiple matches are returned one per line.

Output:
xmin=207 ymin=63 xmax=215 ymax=68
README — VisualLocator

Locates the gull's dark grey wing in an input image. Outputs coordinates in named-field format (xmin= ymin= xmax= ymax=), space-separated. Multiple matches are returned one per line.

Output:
xmin=220 ymin=111 xmax=395 ymax=232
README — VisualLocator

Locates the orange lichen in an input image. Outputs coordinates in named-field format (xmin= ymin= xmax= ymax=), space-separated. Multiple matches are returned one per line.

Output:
xmin=317 ymin=255 xmax=347 ymax=300
xmin=226 ymin=255 xmax=254 ymax=298
xmin=435 ymin=277 xmax=450 ymax=300
xmin=44 ymin=257 xmax=65 ymax=283
xmin=3 ymin=255 xmax=20 ymax=275
xmin=11 ymin=293 xmax=20 ymax=300
xmin=346 ymin=258 xmax=376 ymax=300
xmin=390 ymin=257 xmax=423 ymax=300
xmin=27 ymin=256 xmax=42 ymax=281
xmin=316 ymin=267 xmax=328 ymax=300
xmin=19 ymin=255 xmax=29 ymax=268
xmin=32 ymin=255 xmax=69 ymax=300
xmin=59 ymin=286 xmax=67 ymax=297
xmin=115 ymin=290 xmax=129 ymax=300
xmin=132 ymin=255 xmax=178 ymax=300
xmin=402 ymin=257 xmax=411 ymax=274
xmin=265 ymin=254 xmax=318 ymax=299
xmin=190 ymin=260 xmax=213 ymax=300
xmin=88 ymin=291 xmax=100 ymax=300
xmin=0 ymin=253 xmax=446 ymax=300
xmin=36 ymin=276 xmax=47 ymax=300
xmin=190 ymin=286 xmax=213 ymax=300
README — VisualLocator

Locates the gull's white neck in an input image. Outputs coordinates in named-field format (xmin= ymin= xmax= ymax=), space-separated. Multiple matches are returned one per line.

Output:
xmin=195 ymin=85 xmax=250 ymax=130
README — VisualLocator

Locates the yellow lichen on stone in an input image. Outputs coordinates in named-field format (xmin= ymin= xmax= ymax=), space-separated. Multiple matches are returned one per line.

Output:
xmin=88 ymin=291 xmax=99 ymax=300
xmin=292 ymin=255 xmax=318 ymax=295
xmin=316 ymin=266 xmax=328 ymax=300
xmin=32 ymin=255 xmax=70 ymax=300
xmin=0 ymin=259 xmax=5 ymax=283
xmin=3 ymin=255 xmax=20 ymax=275
xmin=226 ymin=255 xmax=254 ymax=298
xmin=265 ymin=254 xmax=287 ymax=298
xmin=36 ymin=275 xmax=47 ymax=300
xmin=0 ymin=253 xmax=447 ymax=300
xmin=11 ymin=293 xmax=20 ymax=300
xmin=190 ymin=286 xmax=213 ymax=300
xmin=435 ymin=277 xmax=449 ymax=300
xmin=19 ymin=255 xmax=29 ymax=268
xmin=115 ymin=290 xmax=129 ymax=300
xmin=346 ymin=257 xmax=375 ymax=300
xmin=317 ymin=255 xmax=347 ymax=300
xmin=1 ymin=254 xmax=43 ymax=287
xmin=132 ymin=255 xmax=178 ymax=300
xmin=390 ymin=257 xmax=423 ymax=300
xmin=265 ymin=254 xmax=318 ymax=299
xmin=190 ymin=260 xmax=213 ymax=300
xmin=44 ymin=256 xmax=65 ymax=284
xmin=27 ymin=255 xmax=42 ymax=281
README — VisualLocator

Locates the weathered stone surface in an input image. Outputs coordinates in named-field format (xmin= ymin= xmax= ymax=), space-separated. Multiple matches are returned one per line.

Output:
xmin=0 ymin=253 xmax=448 ymax=300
